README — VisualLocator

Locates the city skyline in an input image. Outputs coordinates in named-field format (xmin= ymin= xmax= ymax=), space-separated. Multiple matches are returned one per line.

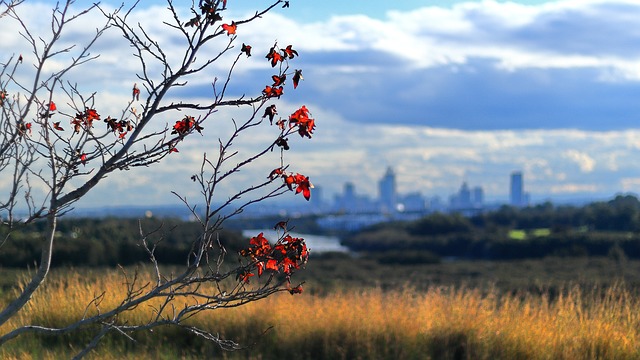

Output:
xmin=327 ymin=166 xmax=519 ymax=214
xmin=320 ymin=166 xmax=631 ymax=214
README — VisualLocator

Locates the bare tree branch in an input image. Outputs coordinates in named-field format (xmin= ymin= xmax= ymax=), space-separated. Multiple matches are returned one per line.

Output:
xmin=0 ymin=0 xmax=312 ymax=356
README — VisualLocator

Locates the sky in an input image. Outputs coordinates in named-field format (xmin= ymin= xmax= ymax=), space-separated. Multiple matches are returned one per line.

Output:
xmin=4 ymin=0 xmax=640 ymax=210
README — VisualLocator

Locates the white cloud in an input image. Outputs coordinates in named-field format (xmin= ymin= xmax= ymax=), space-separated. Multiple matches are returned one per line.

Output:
xmin=550 ymin=183 xmax=600 ymax=194
xmin=240 ymin=0 xmax=640 ymax=81
xmin=563 ymin=150 xmax=596 ymax=173
xmin=621 ymin=177 xmax=640 ymax=192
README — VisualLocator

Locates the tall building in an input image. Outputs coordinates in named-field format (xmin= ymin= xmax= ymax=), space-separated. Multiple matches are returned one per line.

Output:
xmin=450 ymin=182 xmax=484 ymax=209
xmin=378 ymin=166 xmax=397 ymax=212
xmin=472 ymin=186 xmax=484 ymax=206
xmin=510 ymin=171 xmax=524 ymax=207
xmin=458 ymin=182 xmax=471 ymax=207
xmin=334 ymin=181 xmax=374 ymax=213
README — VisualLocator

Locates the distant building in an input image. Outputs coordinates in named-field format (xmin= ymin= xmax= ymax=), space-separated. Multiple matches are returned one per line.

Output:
xmin=334 ymin=182 xmax=373 ymax=213
xmin=378 ymin=166 xmax=397 ymax=212
xmin=472 ymin=186 xmax=484 ymax=207
xmin=429 ymin=196 xmax=445 ymax=212
xmin=449 ymin=181 xmax=484 ymax=211
xmin=510 ymin=171 xmax=527 ymax=207
xmin=334 ymin=182 xmax=356 ymax=212
xmin=399 ymin=192 xmax=426 ymax=213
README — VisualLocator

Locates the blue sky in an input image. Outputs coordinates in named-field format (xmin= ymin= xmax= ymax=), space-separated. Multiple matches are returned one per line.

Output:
xmin=5 ymin=0 xmax=640 ymax=208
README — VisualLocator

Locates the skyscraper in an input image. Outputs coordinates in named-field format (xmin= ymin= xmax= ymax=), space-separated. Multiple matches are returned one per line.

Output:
xmin=378 ymin=166 xmax=397 ymax=212
xmin=472 ymin=186 xmax=484 ymax=206
xmin=510 ymin=171 xmax=524 ymax=207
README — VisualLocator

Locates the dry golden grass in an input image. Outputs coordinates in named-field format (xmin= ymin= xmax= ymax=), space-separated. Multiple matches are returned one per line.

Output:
xmin=2 ymin=268 xmax=640 ymax=359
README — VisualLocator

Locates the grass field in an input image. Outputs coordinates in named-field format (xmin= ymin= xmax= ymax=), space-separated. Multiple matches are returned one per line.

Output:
xmin=508 ymin=228 xmax=552 ymax=240
xmin=1 ymin=264 xmax=640 ymax=359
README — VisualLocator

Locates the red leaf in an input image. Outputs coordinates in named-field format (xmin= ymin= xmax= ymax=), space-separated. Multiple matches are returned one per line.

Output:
xmin=241 ymin=43 xmax=252 ymax=57
xmin=19 ymin=122 xmax=32 ymax=136
xmin=265 ymin=46 xmax=283 ymax=67
xmin=271 ymin=74 xmax=286 ymax=87
xmin=262 ymin=85 xmax=283 ymax=99
xmin=268 ymin=167 xmax=284 ymax=179
xmin=172 ymin=115 xmax=203 ymax=135
xmin=283 ymin=173 xmax=313 ymax=201
xmin=185 ymin=15 xmax=200 ymax=27
xmin=132 ymin=83 xmax=140 ymax=101
xmin=265 ymin=259 xmax=278 ymax=272
xmin=293 ymin=69 xmax=303 ymax=89
xmin=288 ymin=285 xmax=303 ymax=295
xmin=221 ymin=21 xmax=236 ymax=35
xmin=273 ymin=220 xmax=288 ymax=230
xmin=282 ymin=45 xmax=298 ymax=59
xmin=238 ymin=270 xmax=254 ymax=283
xmin=49 ymin=102 xmax=57 ymax=111
xmin=296 ymin=178 xmax=312 ymax=200
xmin=262 ymin=104 xmax=277 ymax=124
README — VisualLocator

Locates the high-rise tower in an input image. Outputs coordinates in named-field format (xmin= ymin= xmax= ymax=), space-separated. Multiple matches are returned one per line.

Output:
xmin=378 ymin=167 xmax=397 ymax=212
xmin=510 ymin=171 xmax=524 ymax=207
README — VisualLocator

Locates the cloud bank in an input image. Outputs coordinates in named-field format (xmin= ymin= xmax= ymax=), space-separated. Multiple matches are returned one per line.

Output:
xmin=3 ymin=0 xmax=640 ymax=208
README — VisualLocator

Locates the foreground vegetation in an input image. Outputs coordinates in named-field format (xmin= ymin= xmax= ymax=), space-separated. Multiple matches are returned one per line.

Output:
xmin=0 ymin=266 xmax=639 ymax=359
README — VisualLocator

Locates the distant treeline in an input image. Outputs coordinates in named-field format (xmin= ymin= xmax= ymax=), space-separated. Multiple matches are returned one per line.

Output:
xmin=5 ymin=194 xmax=640 ymax=268
xmin=343 ymin=194 xmax=640 ymax=262
xmin=0 ymin=218 xmax=245 ymax=268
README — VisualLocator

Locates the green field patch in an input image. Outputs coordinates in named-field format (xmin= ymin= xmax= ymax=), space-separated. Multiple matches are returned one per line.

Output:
xmin=508 ymin=229 xmax=527 ymax=240
xmin=531 ymin=228 xmax=551 ymax=237
xmin=508 ymin=228 xmax=551 ymax=240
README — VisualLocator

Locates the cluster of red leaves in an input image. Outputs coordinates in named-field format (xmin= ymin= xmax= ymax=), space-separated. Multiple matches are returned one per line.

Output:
xmin=269 ymin=168 xmax=313 ymax=201
xmin=255 ymin=44 xmax=303 ymax=100
xmin=266 ymin=44 xmax=297 ymax=68
xmin=269 ymin=72 xmax=301 ymax=91
xmin=43 ymin=102 xmax=131 ymax=141
xmin=270 ymin=105 xmax=316 ymax=137
xmin=171 ymin=115 xmax=203 ymax=135
xmin=71 ymin=108 xmax=100 ymax=133
xmin=238 ymin=229 xmax=309 ymax=294
xmin=287 ymin=105 xmax=315 ymax=138
xmin=184 ymin=0 xmax=224 ymax=28
xmin=262 ymin=85 xmax=283 ymax=99
xmin=167 ymin=115 xmax=204 ymax=153
xmin=105 ymin=116 xmax=134 ymax=139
